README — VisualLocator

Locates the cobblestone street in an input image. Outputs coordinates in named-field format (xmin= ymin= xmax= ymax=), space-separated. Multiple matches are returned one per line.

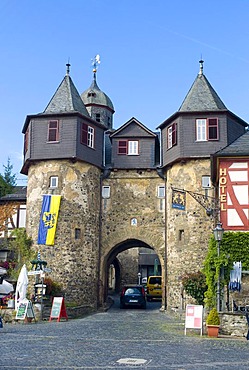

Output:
xmin=1 ymin=298 xmax=249 ymax=369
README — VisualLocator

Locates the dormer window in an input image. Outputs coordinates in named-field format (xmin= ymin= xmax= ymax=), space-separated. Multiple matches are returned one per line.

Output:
xmin=196 ymin=118 xmax=219 ymax=141
xmin=87 ymin=92 xmax=96 ymax=98
xmin=48 ymin=120 xmax=59 ymax=142
xmin=118 ymin=140 xmax=139 ymax=155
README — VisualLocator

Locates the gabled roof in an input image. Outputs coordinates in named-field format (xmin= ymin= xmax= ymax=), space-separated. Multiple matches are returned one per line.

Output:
xmin=110 ymin=117 xmax=157 ymax=138
xmin=179 ymin=61 xmax=227 ymax=112
xmin=0 ymin=186 xmax=27 ymax=202
xmin=44 ymin=74 xmax=90 ymax=116
xmin=213 ymin=131 xmax=249 ymax=157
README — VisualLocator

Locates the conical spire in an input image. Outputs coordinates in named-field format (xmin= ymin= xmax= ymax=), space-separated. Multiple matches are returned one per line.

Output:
xmin=44 ymin=63 xmax=90 ymax=116
xmin=179 ymin=60 xmax=227 ymax=112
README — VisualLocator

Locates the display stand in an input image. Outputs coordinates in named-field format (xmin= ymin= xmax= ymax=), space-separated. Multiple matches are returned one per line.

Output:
xmin=49 ymin=297 xmax=68 ymax=322
xmin=15 ymin=300 xmax=36 ymax=322
xmin=184 ymin=304 xmax=203 ymax=336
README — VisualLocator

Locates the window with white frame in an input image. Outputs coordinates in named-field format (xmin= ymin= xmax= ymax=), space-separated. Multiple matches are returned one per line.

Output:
xmin=196 ymin=118 xmax=218 ymax=141
xmin=50 ymin=176 xmax=58 ymax=188
xmin=81 ymin=123 xmax=95 ymax=148
xmin=102 ymin=186 xmax=110 ymax=198
xmin=157 ymin=185 xmax=165 ymax=198
xmin=128 ymin=141 xmax=138 ymax=155
xmin=167 ymin=122 xmax=177 ymax=149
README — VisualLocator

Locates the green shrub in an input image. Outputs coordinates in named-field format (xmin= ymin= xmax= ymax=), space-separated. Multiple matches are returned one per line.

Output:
xmin=181 ymin=271 xmax=207 ymax=306
xmin=206 ymin=308 xmax=220 ymax=326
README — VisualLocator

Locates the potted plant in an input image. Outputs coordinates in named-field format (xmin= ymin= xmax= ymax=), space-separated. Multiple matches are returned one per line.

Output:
xmin=206 ymin=308 xmax=220 ymax=337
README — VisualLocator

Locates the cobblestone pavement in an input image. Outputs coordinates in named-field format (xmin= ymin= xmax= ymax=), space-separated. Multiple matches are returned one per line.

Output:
xmin=1 ymin=298 xmax=249 ymax=369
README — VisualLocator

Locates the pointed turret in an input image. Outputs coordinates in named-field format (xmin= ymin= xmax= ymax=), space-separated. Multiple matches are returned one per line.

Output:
xmin=179 ymin=60 xmax=227 ymax=112
xmin=44 ymin=63 xmax=90 ymax=116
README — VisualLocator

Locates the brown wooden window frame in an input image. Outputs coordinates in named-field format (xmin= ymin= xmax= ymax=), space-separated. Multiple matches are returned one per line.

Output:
xmin=24 ymin=127 xmax=29 ymax=153
xmin=48 ymin=120 xmax=59 ymax=142
xmin=207 ymin=118 xmax=219 ymax=140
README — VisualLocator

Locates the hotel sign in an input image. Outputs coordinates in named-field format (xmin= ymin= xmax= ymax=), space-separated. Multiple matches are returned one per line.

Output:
xmin=219 ymin=160 xmax=249 ymax=230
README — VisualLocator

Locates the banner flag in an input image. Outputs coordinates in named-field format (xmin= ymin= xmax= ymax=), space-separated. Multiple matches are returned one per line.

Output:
xmin=38 ymin=195 xmax=61 ymax=245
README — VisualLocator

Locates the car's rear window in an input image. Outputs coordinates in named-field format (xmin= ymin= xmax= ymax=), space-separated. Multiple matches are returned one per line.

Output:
xmin=148 ymin=277 xmax=161 ymax=285
xmin=125 ymin=288 xmax=141 ymax=295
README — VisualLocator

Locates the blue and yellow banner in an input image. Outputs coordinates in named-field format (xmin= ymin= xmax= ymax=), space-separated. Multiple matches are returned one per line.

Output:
xmin=38 ymin=195 xmax=61 ymax=245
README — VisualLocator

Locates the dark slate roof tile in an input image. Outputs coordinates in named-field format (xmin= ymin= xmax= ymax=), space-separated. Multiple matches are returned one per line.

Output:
xmin=215 ymin=131 xmax=249 ymax=156
xmin=44 ymin=75 xmax=90 ymax=117
xmin=179 ymin=73 xmax=227 ymax=112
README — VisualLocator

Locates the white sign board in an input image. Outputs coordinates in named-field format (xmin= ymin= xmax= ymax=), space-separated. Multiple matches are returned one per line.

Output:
xmin=184 ymin=304 xmax=203 ymax=336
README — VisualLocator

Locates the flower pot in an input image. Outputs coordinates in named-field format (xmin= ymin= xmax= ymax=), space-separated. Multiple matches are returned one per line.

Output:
xmin=207 ymin=325 xmax=219 ymax=337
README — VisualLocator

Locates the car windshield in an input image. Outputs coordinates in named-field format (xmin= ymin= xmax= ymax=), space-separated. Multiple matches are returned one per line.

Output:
xmin=125 ymin=288 xmax=141 ymax=295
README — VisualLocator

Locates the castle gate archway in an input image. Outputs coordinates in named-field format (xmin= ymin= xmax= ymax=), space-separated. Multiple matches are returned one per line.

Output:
xmin=99 ymin=238 xmax=165 ymax=309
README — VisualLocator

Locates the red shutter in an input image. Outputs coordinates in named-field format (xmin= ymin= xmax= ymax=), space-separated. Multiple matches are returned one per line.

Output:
xmin=81 ymin=123 xmax=88 ymax=145
xmin=172 ymin=122 xmax=177 ymax=146
xmin=208 ymin=118 xmax=218 ymax=140
xmin=118 ymin=140 xmax=127 ymax=154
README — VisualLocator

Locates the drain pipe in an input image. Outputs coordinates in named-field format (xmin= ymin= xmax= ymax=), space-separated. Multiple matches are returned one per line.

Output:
xmin=98 ymin=168 xmax=111 ymax=308
xmin=157 ymin=168 xmax=168 ymax=310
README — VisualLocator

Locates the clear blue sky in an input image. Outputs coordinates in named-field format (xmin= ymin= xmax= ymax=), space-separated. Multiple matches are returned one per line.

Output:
xmin=1 ymin=0 xmax=249 ymax=184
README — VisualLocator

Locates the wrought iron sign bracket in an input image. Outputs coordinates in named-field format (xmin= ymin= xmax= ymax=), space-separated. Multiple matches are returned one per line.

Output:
xmin=171 ymin=187 xmax=219 ymax=217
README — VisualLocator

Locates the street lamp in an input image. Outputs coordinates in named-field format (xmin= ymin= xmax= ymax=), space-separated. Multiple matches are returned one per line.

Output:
xmin=213 ymin=222 xmax=224 ymax=312
xmin=138 ymin=272 xmax=141 ymax=285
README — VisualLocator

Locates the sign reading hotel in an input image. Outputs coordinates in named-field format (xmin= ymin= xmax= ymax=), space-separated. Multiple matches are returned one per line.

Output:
xmin=219 ymin=160 xmax=249 ymax=230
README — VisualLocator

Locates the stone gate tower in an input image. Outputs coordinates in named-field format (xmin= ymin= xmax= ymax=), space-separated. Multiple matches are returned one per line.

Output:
xmin=21 ymin=63 xmax=114 ymax=309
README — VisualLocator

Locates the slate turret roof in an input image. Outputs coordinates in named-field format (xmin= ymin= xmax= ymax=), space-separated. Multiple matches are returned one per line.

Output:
xmin=81 ymin=73 xmax=114 ymax=112
xmin=44 ymin=65 xmax=90 ymax=116
xmin=179 ymin=60 xmax=227 ymax=112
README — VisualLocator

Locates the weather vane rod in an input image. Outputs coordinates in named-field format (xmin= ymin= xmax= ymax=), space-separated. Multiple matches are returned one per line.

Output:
xmin=91 ymin=54 xmax=101 ymax=79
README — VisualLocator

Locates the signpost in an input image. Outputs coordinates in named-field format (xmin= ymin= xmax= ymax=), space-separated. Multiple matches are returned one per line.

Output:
xmin=184 ymin=304 xmax=203 ymax=336
xmin=49 ymin=297 xmax=68 ymax=322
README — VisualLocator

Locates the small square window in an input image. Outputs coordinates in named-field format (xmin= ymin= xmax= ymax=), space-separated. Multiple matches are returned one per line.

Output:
xmin=50 ymin=176 xmax=58 ymax=188
xmin=202 ymin=176 xmax=211 ymax=188
xmin=158 ymin=186 xmax=165 ymax=198
xmin=102 ymin=186 xmax=110 ymax=198
xmin=179 ymin=229 xmax=184 ymax=241
xmin=75 ymin=228 xmax=81 ymax=239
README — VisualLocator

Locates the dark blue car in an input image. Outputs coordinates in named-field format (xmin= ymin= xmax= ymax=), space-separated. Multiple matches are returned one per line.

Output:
xmin=120 ymin=285 xmax=146 ymax=309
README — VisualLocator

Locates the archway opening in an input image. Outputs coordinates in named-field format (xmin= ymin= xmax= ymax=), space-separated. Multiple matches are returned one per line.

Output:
xmin=103 ymin=238 xmax=162 ymax=303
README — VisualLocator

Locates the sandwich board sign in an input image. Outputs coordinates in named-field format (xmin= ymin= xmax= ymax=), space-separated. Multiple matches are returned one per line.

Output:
xmin=16 ymin=300 xmax=35 ymax=321
xmin=184 ymin=304 xmax=203 ymax=336
xmin=49 ymin=297 xmax=68 ymax=322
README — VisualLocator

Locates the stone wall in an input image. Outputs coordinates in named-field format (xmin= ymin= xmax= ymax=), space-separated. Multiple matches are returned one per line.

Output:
xmin=100 ymin=169 xmax=165 ymax=303
xmin=220 ymin=313 xmax=248 ymax=337
xmin=26 ymin=160 xmax=101 ymax=308
xmin=118 ymin=248 xmax=139 ymax=287
xmin=166 ymin=159 xmax=214 ymax=309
